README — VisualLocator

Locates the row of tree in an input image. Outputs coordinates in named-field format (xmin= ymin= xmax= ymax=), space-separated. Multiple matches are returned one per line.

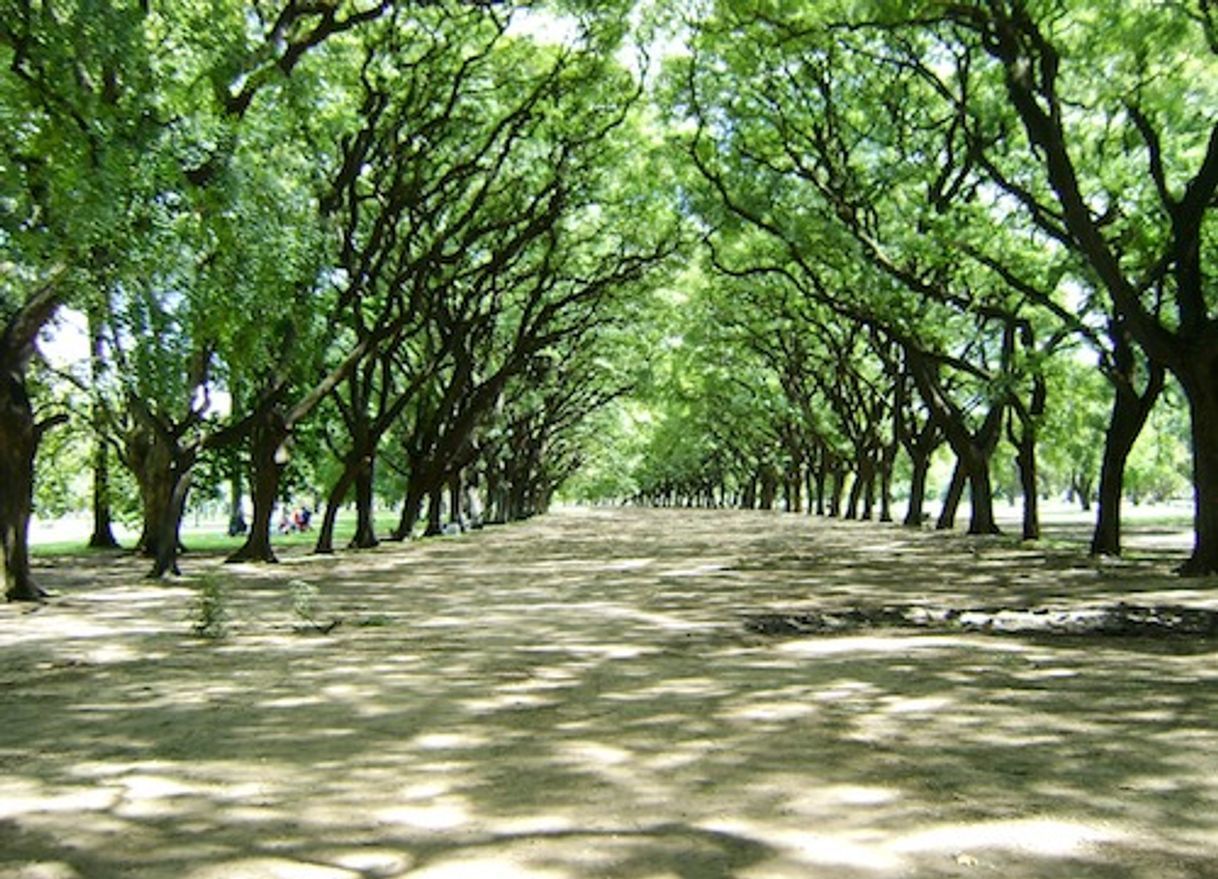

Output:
xmin=611 ymin=0 xmax=1214 ymax=572
xmin=2 ymin=0 xmax=678 ymax=600
xmin=6 ymin=0 xmax=1216 ymax=595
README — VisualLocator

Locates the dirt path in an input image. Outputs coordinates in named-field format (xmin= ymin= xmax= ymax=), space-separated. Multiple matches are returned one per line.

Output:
xmin=2 ymin=507 xmax=1218 ymax=878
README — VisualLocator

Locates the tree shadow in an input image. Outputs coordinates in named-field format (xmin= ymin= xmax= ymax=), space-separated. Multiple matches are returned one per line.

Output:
xmin=2 ymin=507 xmax=1218 ymax=877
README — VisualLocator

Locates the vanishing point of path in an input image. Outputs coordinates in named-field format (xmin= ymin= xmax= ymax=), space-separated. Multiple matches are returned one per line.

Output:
xmin=2 ymin=506 xmax=1218 ymax=878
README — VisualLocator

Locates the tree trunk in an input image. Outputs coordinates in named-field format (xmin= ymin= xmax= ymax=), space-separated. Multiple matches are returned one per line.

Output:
xmin=349 ymin=457 xmax=379 ymax=548
xmin=813 ymin=463 xmax=827 ymax=516
xmin=963 ymin=448 xmax=1000 ymax=535
xmin=1178 ymin=358 xmax=1218 ymax=575
xmin=828 ymin=465 xmax=846 ymax=517
xmin=129 ymin=427 xmax=176 ymax=559
xmin=315 ymin=461 xmax=358 ymax=554
xmin=447 ymin=472 xmax=463 ymax=529
xmin=226 ymin=461 xmax=245 ymax=539
xmin=905 ymin=450 xmax=931 ymax=527
xmin=877 ymin=439 xmax=897 ymax=523
xmin=394 ymin=474 xmax=428 ymax=538
xmin=1 ymin=394 xmax=40 ymax=601
xmin=425 ymin=483 xmax=444 ymax=536
xmin=86 ymin=304 xmax=120 ymax=549
xmin=88 ymin=435 xmax=120 ymax=549
xmin=759 ymin=466 xmax=777 ymax=510
xmin=1014 ymin=441 xmax=1039 ymax=541
xmin=937 ymin=461 xmax=966 ymax=530
xmin=147 ymin=463 xmax=193 ymax=578
xmin=1011 ymin=389 xmax=1045 ymax=542
xmin=227 ymin=413 xmax=287 ymax=563
xmin=1091 ymin=360 xmax=1164 ymax=556
xmin=742 ymin=476 xmax=757 ymax=510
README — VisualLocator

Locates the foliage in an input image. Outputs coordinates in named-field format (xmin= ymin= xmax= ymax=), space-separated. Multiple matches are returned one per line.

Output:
xmin=190 ymin=574 xmax=229 ymax=640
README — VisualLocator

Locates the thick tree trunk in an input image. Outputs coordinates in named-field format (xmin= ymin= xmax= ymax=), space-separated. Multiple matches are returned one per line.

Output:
xmin=937 ymin=461 xmax=966 ymax=530
xmin=962 ymin=446 xmax=1000 ymax=535
xmin=759 ymin=466 xmax=777 ymax=511
xmin=1091 ymin=360 xmax=1164 ymax=556
xmin=1 ymin=396 xmax=40 ymax=601
xmin=130 ymin=428 xmax=176 ymax=559
xmin=147 ymin=465 xmax=193 ymax=578
xmin=447 ymin=472 xmax=463 ymax=529
xmin=904 ymin=450 xmax=931 ymax=527
xmin=349 ymin=458 xmax=379 ymax=548
xmin=400 ymin=479 xmax=428 ymax=540
xmin=828 ymin=465 xmax=846 ymax=517
xmin=227 ymin=414 xmax=287 ymax=564
xmin=847 ymin=457 xmax=876 ymax=521
xmin=2 ymin=275 xmax=65 ymax=599
xmin=424 ymin=484 xmax=444 ymax=537
xmin=1179 ymin=359 xmax=1218 ymax=575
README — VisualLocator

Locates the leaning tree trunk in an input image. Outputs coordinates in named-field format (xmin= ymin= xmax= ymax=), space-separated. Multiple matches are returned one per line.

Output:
xmin=937 ymin=462 xmax=966 ymax=531
xmin=392 ymin=478 xmax=427 ymax=541
xmin=1091 ymin=360 xmax=1164 ymax=557
xmin=315 ymin=460 xmax=358 ymax=554
xmin=1 ymin=274 xmax=64 ymax=600
xmin=228 ymin=413 xmax=288 ymax=564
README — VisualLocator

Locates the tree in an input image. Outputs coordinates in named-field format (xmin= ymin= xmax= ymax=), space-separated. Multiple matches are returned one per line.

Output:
xmin=831 ymin=0 xmax=1218 ymax=571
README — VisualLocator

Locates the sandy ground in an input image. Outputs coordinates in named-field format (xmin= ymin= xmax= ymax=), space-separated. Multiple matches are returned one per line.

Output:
xmin=2 ymin=505 xmax=1218 ymax=879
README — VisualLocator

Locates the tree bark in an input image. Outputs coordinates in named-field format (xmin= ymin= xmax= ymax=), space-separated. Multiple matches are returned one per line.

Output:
xmin=1178 ymin=356 xmax=1218 ymax=575
xmin=1 ymin=392 xmax=41 ymax=600
xmin=350 ymin=458 xmax=379 ymax=548
xmin=87 ymin=310 xmax=119 ymax=549
xmin=424 ymin=483 xmax=444 ymax=536
xmin=88 ymin=436 xmax=120 ymax=549
xmin=904 ymin=449 xmax=932 ymax=527
xmin=1091 ymin=349 xmax=1164 ymax=556
xmin=392 ymin=479 xmax=427 ymax=540
xmin=128 ymin=425 xmax=176 ymax=560
xmin=937 ymin=461 xmax=966 ymax=531
xmin=315 ymin=461 xmax=357 ymax=554
xmin=147 ymin=462 xmax=193 ymax=578
xmin=227 ymin=412 xmax=287 ymax=564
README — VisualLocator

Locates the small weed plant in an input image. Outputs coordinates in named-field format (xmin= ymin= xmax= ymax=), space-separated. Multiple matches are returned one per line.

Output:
xmin=289 ymin=579 xmax=319 ymax=626
xmin=191 ymin=574 xmax=229 ymax=640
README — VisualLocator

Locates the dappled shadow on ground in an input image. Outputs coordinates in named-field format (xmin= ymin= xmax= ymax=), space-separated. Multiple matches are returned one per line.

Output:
xmin=2 ymin=507 xmax=1218 ymax=877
